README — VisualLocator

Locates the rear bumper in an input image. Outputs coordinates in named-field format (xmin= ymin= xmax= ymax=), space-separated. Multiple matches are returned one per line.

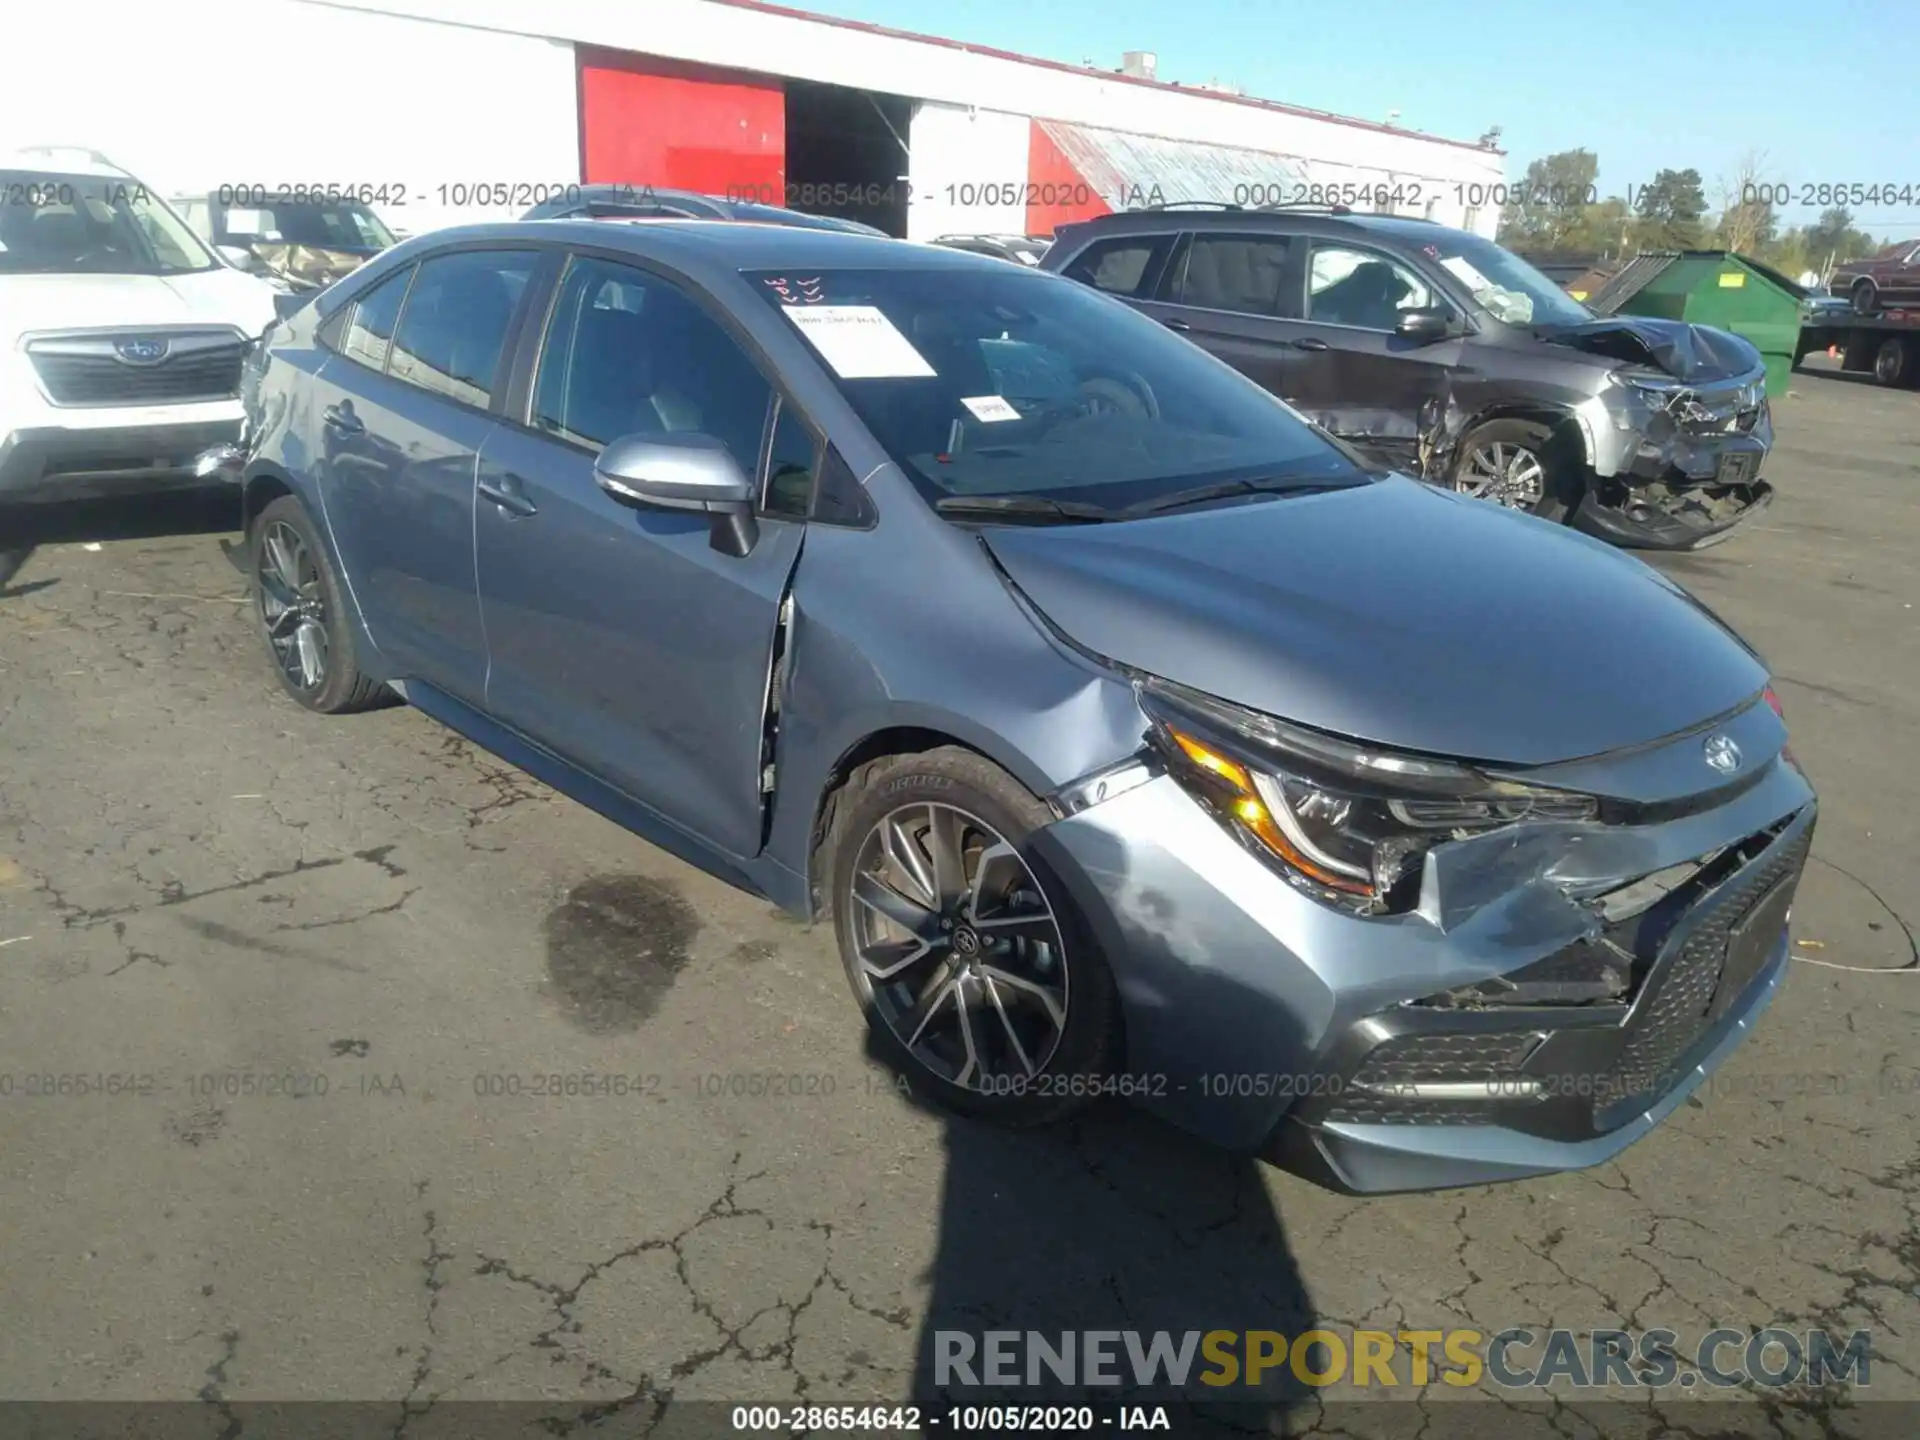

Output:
xmin=0 ymin=419 xmax=242 ymax=502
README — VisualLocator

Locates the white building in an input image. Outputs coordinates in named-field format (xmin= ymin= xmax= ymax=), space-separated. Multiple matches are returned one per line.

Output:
xmin=6 ymin=0 xmax=1506 ymax=239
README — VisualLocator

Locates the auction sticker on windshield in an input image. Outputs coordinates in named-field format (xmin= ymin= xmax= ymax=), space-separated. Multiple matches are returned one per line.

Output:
xmin=782 ymin=305 xmax=936 ymax=379
xmin=960 ymin=395 xmax=1022 ymax=423
xmin=1439 ymin=255 xmax=1491 ymax=291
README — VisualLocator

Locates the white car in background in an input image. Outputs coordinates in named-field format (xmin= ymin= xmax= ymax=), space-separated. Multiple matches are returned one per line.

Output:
xmin=0 ymin=147 xmax=279 ymax=504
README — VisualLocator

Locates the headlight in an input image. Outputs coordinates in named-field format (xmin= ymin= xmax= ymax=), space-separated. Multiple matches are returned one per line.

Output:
xmin=1600 ymin=369 xmax=1679 ymax=432
xmin=1140 ymin=677 xmax=1598 ymax=913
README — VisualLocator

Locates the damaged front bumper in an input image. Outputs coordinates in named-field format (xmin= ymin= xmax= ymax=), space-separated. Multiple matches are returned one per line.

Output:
xmin=1032 ymin=698 xmax=1816 ymax=1194
xmin=1571 ymin=369 xmax=1775 ymax=551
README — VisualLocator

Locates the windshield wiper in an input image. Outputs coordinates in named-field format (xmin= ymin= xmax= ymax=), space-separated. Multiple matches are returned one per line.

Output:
xmin=933 ymin=494 xmax=1117 ymax=523
xmin=1120 ymin=475 xmax=1354 ymax=518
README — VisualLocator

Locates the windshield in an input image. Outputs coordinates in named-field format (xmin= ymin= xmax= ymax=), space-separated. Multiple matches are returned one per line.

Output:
xmin=221 ymin=199 xmax=395 ymax=251
xmin=0 ymin=170 xmax=215 ymax=276
xmin=745 ymin=264 xmax=1363 ymax=510
xmin=1418 ymin=232 xmax=1592 ymax=328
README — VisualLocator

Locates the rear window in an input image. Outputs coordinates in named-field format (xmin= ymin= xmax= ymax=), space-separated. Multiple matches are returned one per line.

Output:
xmin=1060 ymin=235 xmax=1174 ymax=298
xmin=1174 ymin=235 xmax=1293 ymax=313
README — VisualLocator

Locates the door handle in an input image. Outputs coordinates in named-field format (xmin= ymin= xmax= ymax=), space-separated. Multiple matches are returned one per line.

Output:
xmin=479 ymin=472 xmax=538 ymax=518
xmin=322 ymin=403 xmax=365 ymax=436
xmin=1292 ymin=337 xmax=1331 ymax=352
xmin=1161 ymin=317 xmax=1192 ymax=332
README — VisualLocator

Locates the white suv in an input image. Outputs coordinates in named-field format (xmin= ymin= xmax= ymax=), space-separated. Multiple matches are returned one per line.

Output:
xmin=0 ymin=148 xmax=279 ymax=504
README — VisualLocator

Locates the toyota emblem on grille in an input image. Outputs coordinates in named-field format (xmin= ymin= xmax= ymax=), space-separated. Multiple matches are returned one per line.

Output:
xmin=1703 ymin=734 xmax=1743 ymax=773
xmin=113 ymin=337 xmax=171 ymax=365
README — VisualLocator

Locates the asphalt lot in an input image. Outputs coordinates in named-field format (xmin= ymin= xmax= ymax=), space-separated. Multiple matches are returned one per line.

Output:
xmin=1 ymin=359 xmax=1916 ymax=1434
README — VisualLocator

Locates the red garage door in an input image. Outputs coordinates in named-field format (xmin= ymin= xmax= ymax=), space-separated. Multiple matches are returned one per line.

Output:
xmin=578 ymin=49 xmax=785 ymax=200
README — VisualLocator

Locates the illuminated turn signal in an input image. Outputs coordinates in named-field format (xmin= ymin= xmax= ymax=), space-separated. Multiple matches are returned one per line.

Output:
xmin=1166 ymin=728 xmax=1373 ymax=896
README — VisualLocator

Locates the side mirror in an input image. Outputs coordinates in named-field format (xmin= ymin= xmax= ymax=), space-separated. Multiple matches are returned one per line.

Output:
xmin=594 ymin=432 xmax=760 ymax=557
xmin=1394 ymin=307 xmax=1452 ymax=343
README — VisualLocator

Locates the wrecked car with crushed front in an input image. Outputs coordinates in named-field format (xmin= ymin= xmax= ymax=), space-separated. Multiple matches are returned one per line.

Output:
xmin=1043 ymin=207 xmax=1774 ymax=551
xmin=232 ymin=221 xmax=1814 ymax=1193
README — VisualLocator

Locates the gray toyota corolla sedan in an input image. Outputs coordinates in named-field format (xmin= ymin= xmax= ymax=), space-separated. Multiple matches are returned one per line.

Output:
xmin=229 ymin=220 xmax=1816 ymax=1193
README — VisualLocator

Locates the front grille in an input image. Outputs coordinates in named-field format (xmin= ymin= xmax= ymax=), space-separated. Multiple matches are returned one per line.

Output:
xmin=29 ymin=338 xmax=247 ymax=407
xmin=1326 ymin=1030 xmax=1548 ymax=1126
xmin=1349 ymin=1030 xmax=1546 ymax=1088
xmin=1321 ymin=816 xmax=1813 ymax=1134
xmin=1601 ymin=827 xmax=1810 ymax=1107
xmin=1326 ymin=1092 xmax=1491 ymax=1126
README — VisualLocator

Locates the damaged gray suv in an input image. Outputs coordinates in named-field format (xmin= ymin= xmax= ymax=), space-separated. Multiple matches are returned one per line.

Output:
xmin=1044 ymin=207 xmax=1774 ymax=550
xmin=236 ymin=221 xmax=1815 ymax=1193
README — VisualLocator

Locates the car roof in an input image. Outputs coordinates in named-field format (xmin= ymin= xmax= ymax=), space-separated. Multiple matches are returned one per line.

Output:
xmin=1060 ymin=207 xmax=1474 ymax=249
xmin=0 ymin=147 xmax=130 ymax=179
xmin=430 ymin=218 xmax=1012 ymax=278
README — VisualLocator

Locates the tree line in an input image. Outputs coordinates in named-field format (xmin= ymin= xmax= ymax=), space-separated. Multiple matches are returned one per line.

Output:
xmin=1496 ymin=148 xmax=1886 ymax=279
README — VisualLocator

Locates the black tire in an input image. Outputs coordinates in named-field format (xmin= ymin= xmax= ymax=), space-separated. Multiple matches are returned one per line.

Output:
xmin=1449 ymin=418 xmax=1580 ymax=523
xmin=1851 ymin=278 xmax=1878 ymax=316
xmin=1873 ymin=336 xmax=1911 ymax=387
xmin=249 ymin=494 xmax=386 ymax=714
xmin=826 ymin=745 xmax=1120 ymax=1126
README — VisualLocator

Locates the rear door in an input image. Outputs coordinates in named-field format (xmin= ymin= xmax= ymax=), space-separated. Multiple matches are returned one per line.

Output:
xmin=1261 ymin=238 xmax=1466 ymax=471
xmin=1128 ymin=231 xmax=1307 ymax=401
xmin=474 ymin=250 xmax=807 ymax=859
xmin=306 ymin=246 xmax=541 ymax=702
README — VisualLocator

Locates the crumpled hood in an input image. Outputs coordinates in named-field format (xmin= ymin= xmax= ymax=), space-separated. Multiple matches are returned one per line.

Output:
xmin=0 ymin=268 xmax=279 ymax=341
xmin=985 ymin=477 xmax=1767 ymax=766
xmin=1544 ymin=314 xmax=1762 ymax=383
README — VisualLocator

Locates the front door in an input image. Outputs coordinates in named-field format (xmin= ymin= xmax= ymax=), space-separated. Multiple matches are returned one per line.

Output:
xmin=310 ymin=249 xmax=541 ymax=702
xmin=1261 ymin=240 xmax=1465 ymax=473
xmin=475 ymin=253 xmax=805 ymax=860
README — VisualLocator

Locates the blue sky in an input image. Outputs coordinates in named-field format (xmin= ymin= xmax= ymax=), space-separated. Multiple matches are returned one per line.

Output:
xmin=801 ymin=0 xmax=1920 ymax=235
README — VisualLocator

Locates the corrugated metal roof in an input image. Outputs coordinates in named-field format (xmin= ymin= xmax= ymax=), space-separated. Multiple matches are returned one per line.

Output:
xmin=708 ymin=0 xmax=1505 ymax=153
xmin=1038 ymin=119 xmax=1410 ymax=210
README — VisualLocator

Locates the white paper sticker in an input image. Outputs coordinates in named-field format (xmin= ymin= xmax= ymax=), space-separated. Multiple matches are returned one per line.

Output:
xmin=960 ymin=394 xmax=1022 ymax=423
xmin=783 ymin=305 xmax=936 ymax=379
xmin=1439 ymin=255 xmax=1491 ymax=291
xmin=224 ymin=207 xmax=271 ymax=237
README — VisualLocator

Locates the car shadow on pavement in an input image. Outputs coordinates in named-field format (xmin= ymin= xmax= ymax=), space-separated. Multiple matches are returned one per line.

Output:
xmin=0 ymin=487 xmax=242 ymax=597
xmin=891 ymin=1051 xmax=1317 ymax=1432
xmin=883 ymin=797 xmax=1330 ymax=1430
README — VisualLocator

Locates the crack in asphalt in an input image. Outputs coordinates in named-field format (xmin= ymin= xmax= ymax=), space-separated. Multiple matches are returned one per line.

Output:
xmin=196 ymin=1328 xmax=241 ymax=1440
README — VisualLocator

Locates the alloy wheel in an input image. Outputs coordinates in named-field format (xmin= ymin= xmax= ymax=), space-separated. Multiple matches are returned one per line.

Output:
xmin=847 ymin=802 xmax=1069 ymax=1090
xmin=1456 ymin=441 xmax=1547 ymax=509
xmin=257 ymin=520 xmax=329 ymax=692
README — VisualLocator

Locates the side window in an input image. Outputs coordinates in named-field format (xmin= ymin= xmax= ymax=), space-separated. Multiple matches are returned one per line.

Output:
xmin=1306 ymin=244 xmax=1435 ymax=330
xmin=1061 ymin=235 xmax=1173 ymax=298
xmin=1174 ymin=234 xmax=1293 ymax=314
xmin=387 ymin=249 xmax=538 ymax=407
xmin=763 ymin=398 xmax=820 ymax=519
xmin=531 ymin=254 xmax=774 ymax=473
xmin=341 ymin=266 xmax=413 ymax=371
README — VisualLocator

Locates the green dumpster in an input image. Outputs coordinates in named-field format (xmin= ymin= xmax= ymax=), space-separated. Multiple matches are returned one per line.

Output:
xmin=1586 ymin=250 xmax=1803 ymax=397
